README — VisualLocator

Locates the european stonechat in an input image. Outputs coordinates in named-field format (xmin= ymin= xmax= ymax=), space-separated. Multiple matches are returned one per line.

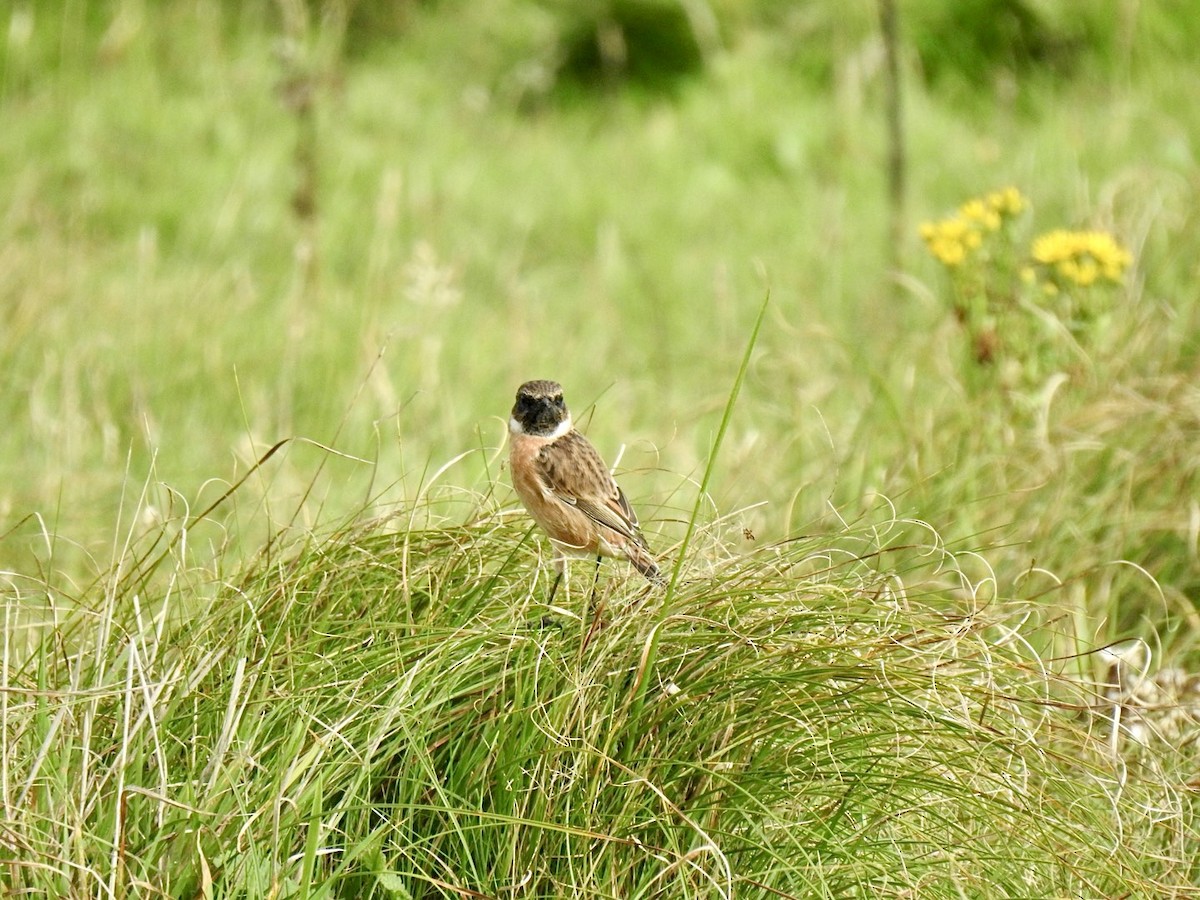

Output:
xmin=508 ymin=380 xmax=662 ymax=594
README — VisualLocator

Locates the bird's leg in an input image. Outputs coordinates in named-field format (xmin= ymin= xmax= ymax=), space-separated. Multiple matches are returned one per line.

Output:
xmin=547 ymin=552 xmax=570 ymax=608
xmin=535 ymin=557 xmax=568 ymax=631
xmin=581 ymin=554 xmax=606 ymax=652
xmin=589 ymin=554 xmax=602 ymax=608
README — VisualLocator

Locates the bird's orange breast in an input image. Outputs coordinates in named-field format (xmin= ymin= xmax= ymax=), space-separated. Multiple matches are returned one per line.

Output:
xmin=509 ymin=431 xmax=601 ymax=555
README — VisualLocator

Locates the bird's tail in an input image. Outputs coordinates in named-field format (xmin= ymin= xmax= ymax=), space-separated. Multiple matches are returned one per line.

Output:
xmin=625 ymin=542 xmax=666 ymax=586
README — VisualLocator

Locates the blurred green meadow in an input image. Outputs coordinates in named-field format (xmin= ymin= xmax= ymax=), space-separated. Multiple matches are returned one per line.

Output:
xmin=3 ymin=1 xmax=1200 ymax=895
xmin=6 ymin=0 xmax=1198 ymax=639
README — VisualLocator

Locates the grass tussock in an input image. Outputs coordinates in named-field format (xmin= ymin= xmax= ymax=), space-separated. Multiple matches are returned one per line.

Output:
xmin=4 ymin=493 xmax=1197 ymax=898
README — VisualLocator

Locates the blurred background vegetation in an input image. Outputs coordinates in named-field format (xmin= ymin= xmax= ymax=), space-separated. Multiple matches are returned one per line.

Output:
xmin=2 ymin=0 xmax=1199 ymax=654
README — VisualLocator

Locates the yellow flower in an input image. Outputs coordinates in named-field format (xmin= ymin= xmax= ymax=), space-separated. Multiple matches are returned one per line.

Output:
xmin=920 ymin=215 xmax=982 ymax=267
xmin=987 ymin=187 xmax=1026 ymax=217
xmin=1031 ymin=229 xmax=1069 ymax=264
xmin=1030 ymin=228 xmax=1131 ymax=287
xmin=934 ymin=239 xmax=966 ymax=266
xmin=1055 ymin=258 xmax=1079 ymax=282
xmin=920 ymin=188 xmax=1029 ymax=270
xmin=960 ymin=199 xmax=1002 ymax=231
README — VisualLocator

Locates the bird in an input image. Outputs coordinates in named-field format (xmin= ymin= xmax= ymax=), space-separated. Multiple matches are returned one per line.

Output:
xmin=508 ymin=379 xmax=662 ymax=601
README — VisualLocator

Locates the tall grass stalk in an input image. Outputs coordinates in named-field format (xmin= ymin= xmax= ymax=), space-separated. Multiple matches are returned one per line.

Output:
xmin=628 ymin=291 xmax=769 ymax=742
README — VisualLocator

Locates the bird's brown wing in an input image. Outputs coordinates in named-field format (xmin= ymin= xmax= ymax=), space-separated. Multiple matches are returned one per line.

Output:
xmin=535 ymin=431 xmax=646 ymax=545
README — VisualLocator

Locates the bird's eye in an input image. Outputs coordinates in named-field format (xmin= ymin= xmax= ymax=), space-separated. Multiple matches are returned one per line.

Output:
xmin=555 ymin=395 xmax=564 ymax=407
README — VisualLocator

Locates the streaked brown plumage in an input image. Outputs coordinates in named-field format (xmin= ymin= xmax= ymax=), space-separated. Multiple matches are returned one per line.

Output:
xmin=508 ymin=380 xmax=661 ymax=585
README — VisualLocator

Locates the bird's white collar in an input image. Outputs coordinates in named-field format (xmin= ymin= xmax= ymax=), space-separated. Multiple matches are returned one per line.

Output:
xmin=510 ymin=414 xmax=572 ymax=438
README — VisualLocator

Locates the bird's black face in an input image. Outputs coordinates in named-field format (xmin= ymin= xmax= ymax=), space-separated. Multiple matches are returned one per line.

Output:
xmin=512 ymin=380 xmax=569 ymax=436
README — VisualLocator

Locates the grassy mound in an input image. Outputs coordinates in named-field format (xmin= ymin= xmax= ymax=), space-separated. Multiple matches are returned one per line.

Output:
xmin=5 ymin=502 xmax=1195 ymax=897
